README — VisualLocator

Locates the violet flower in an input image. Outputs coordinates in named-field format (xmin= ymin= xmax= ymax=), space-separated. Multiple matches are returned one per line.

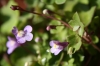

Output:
xmin=6 ymin=37 xmax=20 ymax=54
xmin=49 ymin=40 xmax=68 ymax=55
xmin=12 ymin=25 xmax=33 ymax=43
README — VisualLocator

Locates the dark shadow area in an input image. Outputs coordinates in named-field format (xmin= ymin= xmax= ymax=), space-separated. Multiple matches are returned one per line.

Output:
xmin=73 ymin=2 xmax=90 ymax=12
xmin=88 ymin=0 xmax=97 ymax=6
xmin=0 ymin=13 xmax=10 ymax=26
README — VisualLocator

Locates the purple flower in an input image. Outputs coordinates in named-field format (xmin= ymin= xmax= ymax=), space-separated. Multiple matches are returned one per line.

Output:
xmin=6 ymin=37 xmax=20 ymax=54
xmin=49 ymin=40 xmax=68 ymax=55
xmin=12 ymin=25 xmax=33 ymax=43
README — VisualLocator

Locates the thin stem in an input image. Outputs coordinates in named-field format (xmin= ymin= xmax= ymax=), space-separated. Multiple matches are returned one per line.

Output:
xmin=84 ymin=29 xmax=100 ymax=52
xmin=50 ymin=25 xmax=65 ymax=26
xmin=3 ymin=53 xmax=13 ymax=66
xmin=84 ymin=56 xmax=91 ymax=66
xmin=10 ymin=5 xmax=72 ymax=29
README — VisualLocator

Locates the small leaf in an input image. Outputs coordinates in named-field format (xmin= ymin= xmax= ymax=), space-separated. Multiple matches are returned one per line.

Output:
xmin=67 ymin=47 xmax=74 ymax=55
xmin=79 ymin=6 xmax=96 ymax=27
xmin=69 ymin=12 xmax=84 ymax=37
xmin=92 ymin=36 xmax=99 ymax=44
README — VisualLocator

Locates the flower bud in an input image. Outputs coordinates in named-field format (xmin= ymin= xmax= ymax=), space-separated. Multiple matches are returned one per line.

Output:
xmin=10 ymin=5 xmax=22 ymax=10
xmin=43 ymin=9 xmax=54 ymax=15
xmin=43 ymin=9 xmax=49 ymax=15
xmin=46 ymin=25 xmax=56 ymax=31
xmin=35 ymin=37 xmax=42 ymax=43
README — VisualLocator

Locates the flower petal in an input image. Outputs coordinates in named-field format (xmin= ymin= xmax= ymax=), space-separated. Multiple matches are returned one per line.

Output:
xmin=54 ymin=46 xmax=63 ymax=55
xmin=54 ymin=49 xmax=62 ymax=55
xmin=17 ymin=37 xmax=26 ymax=43
xmin=25 ymin=33 xmax=33 ymax=41
xmin=12 ymin=27 xmax=18 ymax=36
xmin=50 ymin=40 xmax=55 ymax=47
xmin=58 ymin=42 xmax=69 ymax=47
xmin=50 ymin=45 xmax=63 ymax=55
xmin=6 ymin=41 xmax=10 ymax=48
xmin=6 ymin=41 xmax=13 ymax=48
xmin=7 ymin=37 xmax=20 ymax=47
xmin=24 ymin=25 xmax=32 ymax=32
xmin=7 ymin=46 xmax=17 ymax=54
xmin=50 ymin=47 xmax=57 ymax=53
xmin=58 ymin=45 xmax=63 ymax=49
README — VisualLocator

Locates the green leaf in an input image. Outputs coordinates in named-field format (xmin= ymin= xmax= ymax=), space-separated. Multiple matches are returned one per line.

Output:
xmin=68 ymin=58 xmax=74 ymax=66
xmin=78 ymin=54 xmax=84 ymax=62
xmin=79 ymin=6 xmax=96 ymax=27
xmin=69 ymin=12 xmax=84 ymax=37
xmin=50 ymin=19 xmax=64 ymax=34
xmin=68 ymin=34 xmax=82 ymax=54
xmin=68 ymin=47 xmax=74 ymax=55
xmin=1 ymin=0 xmax=19 ymax=34
xmin=73 ymin=26 xmax=80 ymax=31
xmin=64 ymin=0 xmax=78 ymax=12
xmin=92 ymin=36 xmax=99 ymax=44
xmin=49 ymin=20 xmax=67 ymax=41
xmin=61 ymin=61 xmax=68 ymax=66
xmin=66 ymin=28 xmax=82 ymax=54
xmin=55 ymin=0 xmax=66 ymax=4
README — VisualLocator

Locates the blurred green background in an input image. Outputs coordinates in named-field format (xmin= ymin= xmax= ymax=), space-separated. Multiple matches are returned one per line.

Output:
xmin=0 ymin=0 xmax=100 ymax=66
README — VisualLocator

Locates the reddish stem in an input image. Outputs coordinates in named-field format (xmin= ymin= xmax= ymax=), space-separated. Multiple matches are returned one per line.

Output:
xmin=10 ymin=5 xmax=100 ymax=52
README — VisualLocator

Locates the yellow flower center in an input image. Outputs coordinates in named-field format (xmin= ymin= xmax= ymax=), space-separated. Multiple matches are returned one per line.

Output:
xmin=53 ymin=44 xmax=59 ymax=49
xmin=10 ymin=40 xmax=16 ymax=46
xmin=17 ymin=30 xmax=24 ymax=37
